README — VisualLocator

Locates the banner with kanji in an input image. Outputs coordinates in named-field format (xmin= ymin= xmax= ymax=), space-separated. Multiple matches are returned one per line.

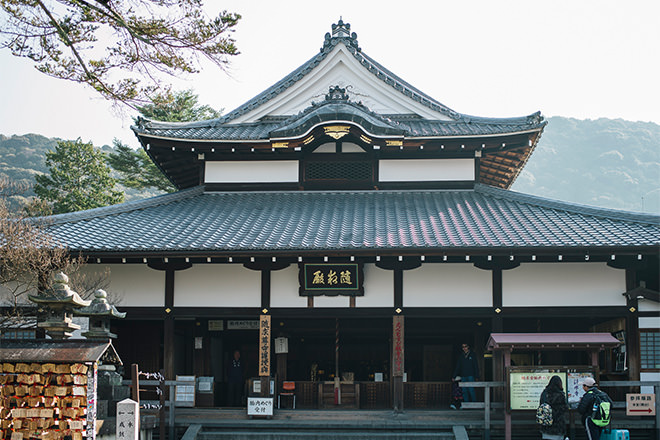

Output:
xmin=258 ymin=315 xmax=271 ymax=377
xmin=299 ymin=263 xmax=364 ymax=296
xmin=393 ymin=315 xmax=404 ymax=377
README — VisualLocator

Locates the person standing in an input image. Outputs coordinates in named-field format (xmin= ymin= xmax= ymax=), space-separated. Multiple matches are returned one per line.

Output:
xmin=452 ymin=342 xmax=479 ymax=403
xmin=577 ymin=377 xmax=612 ymax=440
xmin=539 ymin=375 xmax=569 ymax=440
xmin=227 ymin=349 xmax=244 ymax=407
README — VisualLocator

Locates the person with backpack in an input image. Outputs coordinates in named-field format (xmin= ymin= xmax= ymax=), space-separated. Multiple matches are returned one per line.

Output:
xmin=577 ymin=377 xmax=612 ymax=440
xmin=538 ymin=375 xmax=569 ymax=440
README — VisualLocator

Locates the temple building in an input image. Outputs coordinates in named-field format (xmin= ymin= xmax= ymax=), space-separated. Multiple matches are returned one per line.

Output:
xmin=39 ymin=20 xmax=659 ymax=408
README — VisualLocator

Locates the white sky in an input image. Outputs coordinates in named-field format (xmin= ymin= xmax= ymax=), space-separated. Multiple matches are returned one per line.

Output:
xmin=0 ymin=0 xmax=659 ymax=147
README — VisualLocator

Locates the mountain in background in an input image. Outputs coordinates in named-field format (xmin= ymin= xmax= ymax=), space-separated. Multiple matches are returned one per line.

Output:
xmin=511 ymin=117 xmax=660 ymax=214
xmin=1 ymin=116 xmax=659 ymax=214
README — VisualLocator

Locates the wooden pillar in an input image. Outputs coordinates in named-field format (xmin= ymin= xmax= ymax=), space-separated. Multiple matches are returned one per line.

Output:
xmin=503 ymin=349 xmax=512 ymax=440
xmin=625 ymin=268 xmax=640 ymax=382
xmin=392 ymin=314 xmax=404 ymax=412
xmin=164 ymin=268 xmax=175 ymax=380
xmin=492 ymin=269 xmax=504 ymax=402
xmin=392 ymin=269 xmax=404 ymax=412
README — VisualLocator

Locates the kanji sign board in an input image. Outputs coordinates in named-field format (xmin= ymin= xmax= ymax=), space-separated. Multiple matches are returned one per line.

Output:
xmin=626 ymin=393 xmax=656 ymax=416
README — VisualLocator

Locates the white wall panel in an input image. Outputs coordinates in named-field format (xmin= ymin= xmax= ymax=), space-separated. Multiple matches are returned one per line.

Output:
xmin=313 ymin=295 xmax=352 ymax=308
xmin=403 ymin=264 xmax=491 ymax=307
xmin=271 ymin=266 xmax=306 ymax=308
xmin=639 ymin=300 xmax=660 ymax=313
xmin=641 ymin=372 xmax=660 ymax=393
xmin=503 ymin=263 xmax=625 ymax=307
xmin=379 ymin=159 xmax=474 ymax=182
xmin=356 ymin=264 xmax=393 ymax=307
xmin=93 ymin=264 xmax=165 ymax=307
xmin=174 ymin=265 xmax=260 ymax=307
xmin=639 ymin=317 xmax=660 ymax=329
xmin=205 ymin=161 xmax=298 ymax=183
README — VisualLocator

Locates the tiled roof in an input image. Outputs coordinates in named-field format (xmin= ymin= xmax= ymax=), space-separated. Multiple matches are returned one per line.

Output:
xmin=42 ymin=185 xmax=660 ymax=255
xmin=132 ymin=22 xmax=546 ymax=142
xmin=136 ymin=101 xmax=544 ymax=141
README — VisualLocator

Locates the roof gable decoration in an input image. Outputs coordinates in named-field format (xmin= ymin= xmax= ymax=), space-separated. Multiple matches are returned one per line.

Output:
xmin=228 ymin=20 xmax=458 ymax=124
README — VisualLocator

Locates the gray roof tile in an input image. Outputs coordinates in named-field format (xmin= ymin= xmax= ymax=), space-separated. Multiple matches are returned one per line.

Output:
xmin=42 ymin=185 xmax=660 ymax=254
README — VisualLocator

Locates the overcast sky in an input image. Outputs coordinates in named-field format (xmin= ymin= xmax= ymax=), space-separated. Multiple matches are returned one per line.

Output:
xmin=1 ymin=0 xmax=658 ymax=147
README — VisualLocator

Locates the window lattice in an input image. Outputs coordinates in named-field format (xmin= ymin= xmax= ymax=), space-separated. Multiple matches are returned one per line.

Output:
xmin=640 ymin=330 xmax=660 ymax=369
xmin=306 ymin=161 xmax=372 ymax=181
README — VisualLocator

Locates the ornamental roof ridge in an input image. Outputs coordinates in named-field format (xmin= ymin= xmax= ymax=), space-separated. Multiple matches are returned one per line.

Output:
xmin=132 ymin=20 xmax=543 ymax=136
xmin=475 ymin=183 xmax=660 ymax=226
xmin=270 ymin=87 xmax=403 ymax=137
xmin=36 ymin=186 xmax=205 ymax=226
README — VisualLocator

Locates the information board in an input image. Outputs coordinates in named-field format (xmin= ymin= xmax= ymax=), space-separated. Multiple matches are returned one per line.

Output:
xmin=566 ymin=371 xmax=594 ymax=405
xmin=510 ymin=370 xmax=566 ymax=410
xmin=626 ymin=393 xmax=656 ymax=416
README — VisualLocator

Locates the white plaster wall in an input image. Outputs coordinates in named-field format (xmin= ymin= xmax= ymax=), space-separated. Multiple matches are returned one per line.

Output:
xmin=233 ymin=44 xmax=454 ymax=123
xmin=205 ymin=161 xmax=298 ymax=183
xmin=379 ymin=159 xmax=475 ymax=182
xmin=639 ymin=300 xmax=660 ymax=313
xmin=403 ymin=264 xmax=491 ymax=307
xmin=356 ymin=264 xmax=393 ymax=307
xmin=93 ymin=264 xmax=165 ymax=307
xmin=641 ymin=372 xmax=660 ymax=394
xmin=313 ymin=142 xmax=365 ymax=153
xmin=174 ymin=265 xmax=260 ymax=307
xmin=639 ymin=317 xmax=660 ymax=329
xmin=271 ymin=265 xmax=306 ymax=308
xmin=313 ymin=295 xmax=353 ymax=308
xmin=503 ymin=263 xmax=626 ymax=307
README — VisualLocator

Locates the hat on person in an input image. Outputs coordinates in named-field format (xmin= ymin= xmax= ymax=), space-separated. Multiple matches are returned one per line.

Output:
xmin=580 ymin=377 xmax=596 ymax=387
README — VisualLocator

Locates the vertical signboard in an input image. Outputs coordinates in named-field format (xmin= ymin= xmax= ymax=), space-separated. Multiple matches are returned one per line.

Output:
xmin=259 ymin=315 xmax=271 ymax=377
xmin=393 ymin=315 xmax=404 ymax=377
xmin=86 ymin=362 xmax=97 ymax=440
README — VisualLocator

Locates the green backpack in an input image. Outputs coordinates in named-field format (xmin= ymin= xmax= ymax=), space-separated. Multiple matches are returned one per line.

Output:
xmin=590 ymin=390 xmax=612 ymax=427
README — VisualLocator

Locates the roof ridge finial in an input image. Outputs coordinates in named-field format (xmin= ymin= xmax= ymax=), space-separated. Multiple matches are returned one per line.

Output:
xmin=323 ymin=19 xmax=360 ymax=52
xmin=332 ymin=18 xmax=351 ymax=38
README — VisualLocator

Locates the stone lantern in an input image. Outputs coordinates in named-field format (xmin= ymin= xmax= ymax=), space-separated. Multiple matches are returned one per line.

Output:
xmin=76 ymin=289 xmax=126 ymax=340
xmin=28 ymin=272 xmax=90 ymax=339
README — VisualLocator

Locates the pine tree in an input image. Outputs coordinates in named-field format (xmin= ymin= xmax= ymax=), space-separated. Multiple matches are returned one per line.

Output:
xmin=35 ymin=139 xmax=124 ymax=214
xmin=0 ymin=1 xmax=240 ymax=108
xmin=108 ymin=88 xmax=221 ymax=192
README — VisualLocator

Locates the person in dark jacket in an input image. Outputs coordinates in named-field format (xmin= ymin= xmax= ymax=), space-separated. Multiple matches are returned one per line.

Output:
xmin=226 ymin=349 xmax=244 ymax=406
xmin=577 ymin=377 xmax=612 ymax=440
xmin=452 ymin=342 xmax=479 ymax=402
xmin=539 ymin=375 xmax=569 ymax=440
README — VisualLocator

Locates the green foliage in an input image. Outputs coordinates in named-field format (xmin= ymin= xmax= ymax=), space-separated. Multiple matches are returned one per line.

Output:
xmin=34 ymin=138 xmax=124 ymax=214
xmin=138 ymin=88 xmax=221 ymax=122
xmin=107 ymin=88 xmax=220 ymax=193
xmin=107 ymin=139 xmax=175 ymax=193
xmin=0 ymin=1 xmax=240 ymax=108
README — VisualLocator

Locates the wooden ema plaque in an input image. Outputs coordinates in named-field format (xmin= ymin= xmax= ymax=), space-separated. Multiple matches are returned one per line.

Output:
xmin=0 ymin=362 xmax=91 ymax=440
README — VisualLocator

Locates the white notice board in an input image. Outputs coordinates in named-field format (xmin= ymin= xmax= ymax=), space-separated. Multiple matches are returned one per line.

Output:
xmin=509 ymin=371 xmax=566 ymax=410
xmin=175 ymin=375 xmax=196 ymax=407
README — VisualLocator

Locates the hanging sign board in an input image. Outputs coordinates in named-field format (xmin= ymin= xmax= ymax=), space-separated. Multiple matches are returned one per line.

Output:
xmin=392 ymin=315 xmax=404 ymax=377
xmin=258 ymin=315 xmax=271 ymax=377
xmin=274 ymin=337 xmax=288 ymax=354
xmin=626 ymin=394 xmax=656 ymax=416
xmin=299 ymin=263 xmax=364 ymax=296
